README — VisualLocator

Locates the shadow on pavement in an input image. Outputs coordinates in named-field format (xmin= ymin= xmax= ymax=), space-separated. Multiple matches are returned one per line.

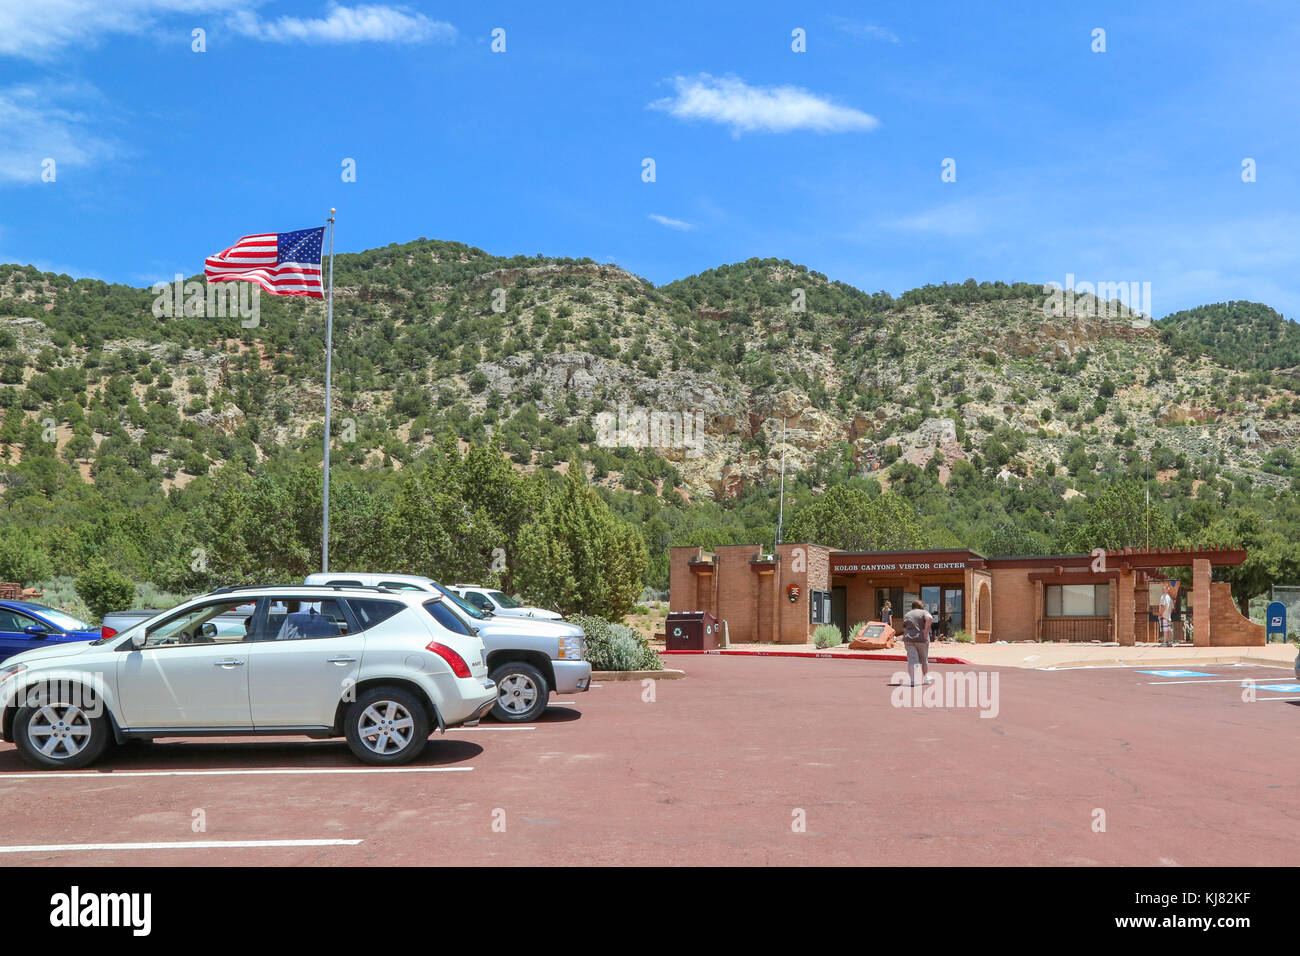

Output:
xmin=0 ymin=736 xmax=482 ymax=772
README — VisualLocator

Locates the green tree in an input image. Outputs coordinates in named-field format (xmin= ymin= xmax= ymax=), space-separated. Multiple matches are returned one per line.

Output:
xmin=784 ymin=486 xmax=922 ymax=551
xmin=206 ymin=465 xmax=323 ymax=583
xmin=1199 ymin=510 xmax=1300 ymax=614
xmin=75 ymin=559 xmax=135 ymax=622
xmin=384 ymin=463 xmax=503 ymax=584
xmin=514 ymin=469 xmax=647 ymax=619
xmin=0 ymin=533 xmax=54 ymax=585
xmin=1057 ymin=482 xmax=1178 ymax=553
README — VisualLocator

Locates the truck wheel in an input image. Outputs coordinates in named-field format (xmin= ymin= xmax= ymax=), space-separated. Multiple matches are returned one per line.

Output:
xmin=344 ymin=686 xmax=431 ymax=765
xmin=14 ymin=695 xmax=110 ymax=770
xmin=490 ymin=662 xmax=549 ymax=722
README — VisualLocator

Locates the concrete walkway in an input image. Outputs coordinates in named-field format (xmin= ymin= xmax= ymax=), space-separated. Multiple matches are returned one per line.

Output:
xmin=705 ymin=640 xmax=1297 ymax=670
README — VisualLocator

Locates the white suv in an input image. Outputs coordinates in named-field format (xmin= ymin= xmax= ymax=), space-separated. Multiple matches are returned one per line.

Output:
xmin=0 ymin=585 xmax=497 ymax=770
xmin=305 ymin=573 xmax=590 ymax=722
xmin=449 ymin=586 xmax=563 ymax=621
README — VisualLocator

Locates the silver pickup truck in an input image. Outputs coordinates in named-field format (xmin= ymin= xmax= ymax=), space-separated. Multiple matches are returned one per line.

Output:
xmin=304 ymin=573 xmax=590 ymax=722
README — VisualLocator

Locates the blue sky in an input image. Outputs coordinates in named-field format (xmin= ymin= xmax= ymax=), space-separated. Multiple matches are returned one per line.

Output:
xmin=1 ymin=0 xmax=1298 ymax=317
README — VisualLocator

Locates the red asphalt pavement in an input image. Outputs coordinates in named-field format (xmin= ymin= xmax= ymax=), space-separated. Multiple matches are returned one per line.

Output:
xmin=0 ymin=657 xmax=1297 ymax=866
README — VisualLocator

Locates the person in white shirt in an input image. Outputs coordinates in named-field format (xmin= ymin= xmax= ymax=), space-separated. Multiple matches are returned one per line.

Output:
xmin=1158 ymin=582 xmax=1176 ymax=646
xmin=901 ymin=599 xmax=935 ymax=686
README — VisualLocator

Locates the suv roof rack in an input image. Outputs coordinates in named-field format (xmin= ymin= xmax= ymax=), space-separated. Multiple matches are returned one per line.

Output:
xmin=209 ymin=583 xmax=398 ymax=595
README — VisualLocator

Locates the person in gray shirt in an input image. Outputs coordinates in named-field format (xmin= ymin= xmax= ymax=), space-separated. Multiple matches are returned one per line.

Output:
xmin=902 ymin=599 xmax=935 ymax=686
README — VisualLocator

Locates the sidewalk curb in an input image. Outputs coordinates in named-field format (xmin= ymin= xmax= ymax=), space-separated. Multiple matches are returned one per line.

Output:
xmin=592 ymin=668 xmax=686 ymax=681
xmin=658 ymin=649 xmax=973 ymax=665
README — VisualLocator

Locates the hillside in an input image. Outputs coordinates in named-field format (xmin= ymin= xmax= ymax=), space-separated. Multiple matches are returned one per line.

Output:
xmin=1 ymin=239 xmax=1299 ymax=596
xmin=1 ymin=240 xmax=1297 ymax=500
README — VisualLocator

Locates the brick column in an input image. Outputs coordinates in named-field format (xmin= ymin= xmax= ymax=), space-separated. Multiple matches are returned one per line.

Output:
xmin=1033 ymin=580 xmax=1044 ymax=641
xmin=1116 ymin=570 xmax=1136 ymax=646
xmin=1192 ymin=558 xmax=1211 ymax=647
xmin=770 ymin=558 xmax=781 ymax=643
xmin=1109 ymin=579 xmax=1118 ymax=642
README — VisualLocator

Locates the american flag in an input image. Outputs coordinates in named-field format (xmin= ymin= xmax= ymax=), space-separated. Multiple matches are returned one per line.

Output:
xmin=204 ymin=226 xmax=325 ymax=298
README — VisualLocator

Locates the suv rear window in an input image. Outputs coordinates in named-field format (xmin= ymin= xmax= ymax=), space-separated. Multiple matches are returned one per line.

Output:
xmin=424 ymin=600 xmax=474 ymax=636
xmin=347 ymin=599 xmax=404 ymax=631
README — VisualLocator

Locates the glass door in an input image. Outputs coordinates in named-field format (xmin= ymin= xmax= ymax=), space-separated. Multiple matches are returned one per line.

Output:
xmin=921 ymin=586 xmax=942 ymax=632
xmin=941 ymin=587 xmax=964 ymax=639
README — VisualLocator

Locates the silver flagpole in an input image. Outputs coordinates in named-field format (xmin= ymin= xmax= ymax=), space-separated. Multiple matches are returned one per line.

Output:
xmin=775 ymin=416 xmax=787 ymax=551
xmin=322 ymin=209 xmax=336 ymax=573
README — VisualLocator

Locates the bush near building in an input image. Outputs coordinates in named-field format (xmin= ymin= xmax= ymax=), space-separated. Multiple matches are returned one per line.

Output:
xmin=571 ymin=614 xmax=662 ymax=671
xmin=813 ymin=624 xmax=843 ymax=648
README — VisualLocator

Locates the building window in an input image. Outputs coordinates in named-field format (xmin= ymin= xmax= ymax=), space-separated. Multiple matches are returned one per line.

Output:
xmin=1045 ymin=584 xmax=1109 ymax=617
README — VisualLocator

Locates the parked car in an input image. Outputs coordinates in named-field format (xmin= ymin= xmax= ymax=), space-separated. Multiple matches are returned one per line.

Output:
xmin=0 ymin=584 xmax=497 ymax=770
xmin=101 ymin=606 xmax=254 ymax=641
xmin=0 ymin=602 xmax=99 ymax=664
xmin=448 ymin=585 xmax=564 ymax=621
xmin=305 ymin=573 xmax=589 ymax=722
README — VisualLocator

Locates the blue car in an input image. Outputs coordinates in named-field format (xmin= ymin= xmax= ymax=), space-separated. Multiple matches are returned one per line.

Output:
xmin=0 ymin=601 xmax=99 ymax=663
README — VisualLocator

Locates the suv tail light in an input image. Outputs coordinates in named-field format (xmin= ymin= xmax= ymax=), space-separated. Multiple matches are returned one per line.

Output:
xmin=425 ymin=641 xmax=471 ymax=678
xmin=101 ymin=626 xmax=117 ymax=640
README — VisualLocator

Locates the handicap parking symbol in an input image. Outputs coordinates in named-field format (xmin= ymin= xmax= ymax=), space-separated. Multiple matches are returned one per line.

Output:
xmin=1137 ymin=670 xmax=1217 ymax=677
xmin=1255 ymin=683 xmax=1300 ymax=693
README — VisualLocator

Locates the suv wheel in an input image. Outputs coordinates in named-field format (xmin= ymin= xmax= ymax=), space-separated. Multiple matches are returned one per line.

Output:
xmin=14 ymin=695 xmax=110 ymax=770
xmin=344 ymin=686 xmax=431 ymax=765
xmin=491 ymin=662 xmax=549 ymax=722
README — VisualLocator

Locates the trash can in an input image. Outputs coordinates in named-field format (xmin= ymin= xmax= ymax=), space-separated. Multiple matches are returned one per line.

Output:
xmin=666 ymin=610 xmax=719 ymax=650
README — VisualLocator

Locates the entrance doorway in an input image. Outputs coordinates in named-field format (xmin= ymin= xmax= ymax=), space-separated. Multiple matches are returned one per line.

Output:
xmin=921 ymin=585 xmax=964 ymax=640
xmin=830 ymin=586 xmax=847 ymax=640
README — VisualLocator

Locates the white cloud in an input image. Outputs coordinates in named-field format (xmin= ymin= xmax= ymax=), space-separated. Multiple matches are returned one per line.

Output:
xmin=829 ymin=17 xmax=902 ymax=45
xmin=0 ymin=1 xmax=250 ymax=60
xmin=229 ymin=4 xmax=455 ymax=44
xmin=0 ymin=2 xmax=453 ymax=58
xmin=886 ymin=200 xmax=985 ymax=238
xmin=648 ymin=214 xmax=695 ymax=231
xmin=0 ymin=83 xmax=117 ymax=183
xmin=650 ymin=74 xmax=879 ymax=136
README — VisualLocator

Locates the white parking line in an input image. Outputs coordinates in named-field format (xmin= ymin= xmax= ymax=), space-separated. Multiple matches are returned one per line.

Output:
xmin=444 ymin=726 xmax=535 ymax=732
xmin=0 ymin=838 xmax=362 ymax=854
xmin=1254 ymin=696 xmax=1300 ymax=702
xmin=1044 ymin=663 xmax=1293 ymax=671
xmin=0 ymin=766 xmax=473 ymax=779
xmin=1147 ymin=678 xmax=1269 ymax=685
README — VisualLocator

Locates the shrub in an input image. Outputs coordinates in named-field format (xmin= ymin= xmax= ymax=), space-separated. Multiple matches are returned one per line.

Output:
xmin=606 ymin=630 xmax=647 ymax=670
xmin=30 ymin=575 xmax=92 ymax=622
xmin=570 ymin=614 xmax=662 ymax=671
xmin=848 ymin=620 xmax=870 ymax=642
xmin=953 ymin=629 xmax=974 ymax=643
xmin=75 ymin=560 xmax=136 ymax=623
xmin=813 ymin=624 xmax=842 ymax=648
xmin=134 ymin=581 xmax=189 ymax=611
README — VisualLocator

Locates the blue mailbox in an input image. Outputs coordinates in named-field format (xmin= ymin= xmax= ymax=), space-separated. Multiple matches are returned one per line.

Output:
xmin=1266 ymin=601 xmax=1287 ymax=643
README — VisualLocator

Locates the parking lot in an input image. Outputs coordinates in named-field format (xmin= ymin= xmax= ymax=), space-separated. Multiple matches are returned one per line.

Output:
xmin=1 ymin=656 xmax=1297 ymax=866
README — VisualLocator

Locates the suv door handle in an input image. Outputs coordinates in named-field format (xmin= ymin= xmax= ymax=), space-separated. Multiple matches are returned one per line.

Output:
xmin=326 ymin=656 xmax=357 ymax=664
xmin=214 ymin=658 xmax=245 ymax=667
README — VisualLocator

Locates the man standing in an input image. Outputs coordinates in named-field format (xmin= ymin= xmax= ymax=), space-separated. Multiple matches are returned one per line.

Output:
xmin=1158 ymin=581 xmax=1176 ymax=646
xmin=902 ymin=599 xmax=935 ymax=686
